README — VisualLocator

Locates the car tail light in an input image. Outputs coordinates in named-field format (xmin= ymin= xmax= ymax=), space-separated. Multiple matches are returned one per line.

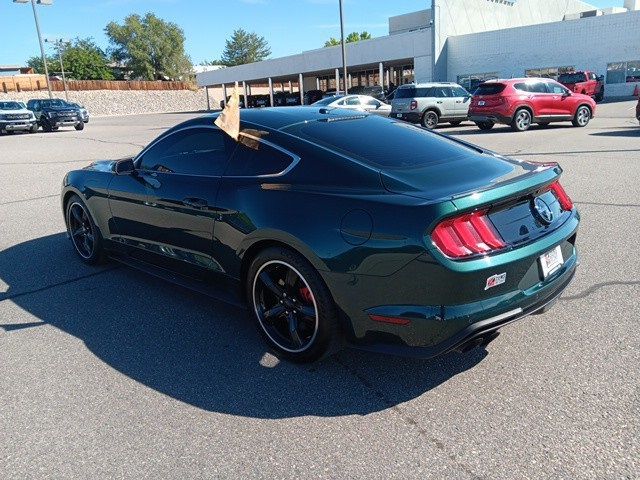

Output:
xmin=548 ymin=181 xmax=573 ymax=211
xmin=410 ymin=100 xmax=417 ymax=110
xmin=431 ymin=211 xmax=506 ymax=259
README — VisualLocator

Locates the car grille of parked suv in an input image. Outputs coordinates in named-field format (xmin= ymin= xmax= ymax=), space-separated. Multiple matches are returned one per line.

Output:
xmin=6 ymin=113 xmax=30 ymax=120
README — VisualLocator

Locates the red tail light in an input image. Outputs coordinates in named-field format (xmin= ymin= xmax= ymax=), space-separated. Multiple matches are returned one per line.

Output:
xmin=549 ymin=181 xmax=573 ymax=211
xmin=410 ymin=100 xmax=417 ymax=110
xmin=432 ymin=211 xmax=505 ymax=259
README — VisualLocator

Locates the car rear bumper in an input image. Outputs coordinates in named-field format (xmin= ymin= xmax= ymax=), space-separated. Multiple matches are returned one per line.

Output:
xmin=468 ymin=113 xmax=512 ymax=125
xmin=391 ymin=111 xmax=421 ymax=123
xmin=354 ymin=252 xmax=577 ymax=358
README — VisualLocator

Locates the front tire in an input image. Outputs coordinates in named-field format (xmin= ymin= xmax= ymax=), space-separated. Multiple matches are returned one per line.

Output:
xmin=511 ymin=108 xmax=532 ymax=132
xmin=75 ymin=122 xmax=85 ymax=131
xmin=65 ymin=194 xmax=105 ymax=264
xmin=572 ymin=105 xmax=591 ymax=127
xmin=42 ymin=120 xmax=53 ymax=132
xmin=247 ymin=247 xmax=340 ymax=362
xmin=421 ymin=110 xmax=439 ymax=129
xmin=29 ymin=124 xmax=39 ymax=133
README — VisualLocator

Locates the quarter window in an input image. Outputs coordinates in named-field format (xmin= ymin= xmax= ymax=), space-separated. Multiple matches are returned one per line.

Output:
xmin=138 ymin=127 xmax=232 ymax=176
xmin=345 ymin=96 xmax=361 ymax=106
xmin=224 ymin=139 xmax=294 ymax=177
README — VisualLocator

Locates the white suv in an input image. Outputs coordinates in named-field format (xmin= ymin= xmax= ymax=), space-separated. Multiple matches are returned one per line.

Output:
xmin=0 ymin=101 xmax=38 ymax=134
xmin=390 ymin=83 xmax=471 ymax=129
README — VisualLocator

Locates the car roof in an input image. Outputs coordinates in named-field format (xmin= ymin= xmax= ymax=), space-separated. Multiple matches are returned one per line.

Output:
xmin=398 ymin=82 xmax=460 ymax=88
xmin=483 ymin=77 xmax=558 ymax=84
xmin=167 ymin=107 xmax=369 ymax=134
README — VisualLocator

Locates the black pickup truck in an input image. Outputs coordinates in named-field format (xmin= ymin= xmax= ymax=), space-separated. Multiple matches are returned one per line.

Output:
xmin=26 ymin=98 xmax=84 ymax=132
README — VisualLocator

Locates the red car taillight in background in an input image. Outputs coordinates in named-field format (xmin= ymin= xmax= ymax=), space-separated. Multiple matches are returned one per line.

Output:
xmin=431 ymin=211 xmax=505 ymax=258
xmin=410 ymin=100 xmax=418 ymax=110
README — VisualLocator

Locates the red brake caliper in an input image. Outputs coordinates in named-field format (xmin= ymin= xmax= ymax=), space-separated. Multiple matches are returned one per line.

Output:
xmin=299 ymin=287 xmax=313 ymax=304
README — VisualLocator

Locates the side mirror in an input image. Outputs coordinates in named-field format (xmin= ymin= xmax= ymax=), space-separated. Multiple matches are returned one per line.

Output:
xmin=563 ymin=91 xmax=572 ymax=97
xmin=115 ymin=158 xmax=136 ymax=175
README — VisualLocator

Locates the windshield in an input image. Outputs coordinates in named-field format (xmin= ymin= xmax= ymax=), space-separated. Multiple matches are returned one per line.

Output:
xmin=558 ymin=73 xmax=585 ymax=84
xmin=42 ymin=99 xmax=67 ymax=108
xmin=312 ymin=96 xmax=342 ymax=106
xmin=0 ymin=102 xmax=22 ymax=110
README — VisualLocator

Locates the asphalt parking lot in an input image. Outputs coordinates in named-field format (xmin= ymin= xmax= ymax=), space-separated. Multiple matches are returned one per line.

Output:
xmin=1 ymin=101 xmax=638 ymax=479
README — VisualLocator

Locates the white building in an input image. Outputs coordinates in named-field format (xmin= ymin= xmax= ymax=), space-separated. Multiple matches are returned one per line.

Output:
xmin=196 ymin=0 xmax=640 ymax=103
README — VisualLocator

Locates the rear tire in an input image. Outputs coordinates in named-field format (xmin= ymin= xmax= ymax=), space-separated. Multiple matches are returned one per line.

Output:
xmin=449 ymin=120 xmax=462 ymax=126
xmin=572 ymin=105 xmax=591 ymax=127
xmin=247 ymin=247 xmax=341 ymax=363
xmin=476 ymin=121 xmax=494 ymax=131
xmin=511 ymin=108 xmax=532 ymax=132
xmin=65 ymin=194 xmax=105 ymax=265
xmin=421 ymin=110 xmax=439 ymax=129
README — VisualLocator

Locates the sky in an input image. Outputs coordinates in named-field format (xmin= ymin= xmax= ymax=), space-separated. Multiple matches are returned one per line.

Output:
xmin=0 ymin=0 xmax=624 ymax=66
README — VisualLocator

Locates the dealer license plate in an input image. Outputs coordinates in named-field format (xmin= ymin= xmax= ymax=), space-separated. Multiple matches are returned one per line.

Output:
xmin=539 ymin=245 xmax=563 ymax=278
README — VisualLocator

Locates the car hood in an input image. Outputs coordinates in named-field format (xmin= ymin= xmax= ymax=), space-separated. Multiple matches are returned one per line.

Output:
xmin=379 ymin=152 xmax=550 ymax=201
xmin=1 ymin=109 xmax=34 ymax=115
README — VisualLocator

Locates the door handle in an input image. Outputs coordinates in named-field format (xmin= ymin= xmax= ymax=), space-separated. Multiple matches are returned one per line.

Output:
xmin=183 ymin=197 xmax=208 ymax=209
xmin=455 ymin=100 xmax=462 ymax=103
xmin=436 ymin=101 xmax=443 ymax=104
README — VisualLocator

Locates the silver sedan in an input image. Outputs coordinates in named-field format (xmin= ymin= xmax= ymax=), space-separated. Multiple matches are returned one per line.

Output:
xmin=312 ymin=94 xmax=391 ymax=116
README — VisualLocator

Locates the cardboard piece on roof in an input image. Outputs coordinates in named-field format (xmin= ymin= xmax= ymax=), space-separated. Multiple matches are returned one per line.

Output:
xmin=215 ymin=87 xmax=240 ymax=140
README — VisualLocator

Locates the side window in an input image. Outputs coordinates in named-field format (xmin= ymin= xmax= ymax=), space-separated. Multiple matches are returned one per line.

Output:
xmin=433 ymin=87 xmax=451 ymax=98
xmin=225 ymin=140 xmax=294 ymax=177
xmin=345 ymin=96 xmax=361 ymax=106
xmin=514 ymin=83 xmax=529 ymax=92
xmin=451 ymin=86 xmax=469 ymax=97
xmin=547 ymin=82 xmax=566 ymax=94
xmin=589 ymin=73 xmax=596 ymax=80
xmin=138 ymin=127 xmax=231 ymax=176
xmin=415 ymin=87 xmax=433 ymax=97
xmin=528 ymin=82 xmax=548 ymax=93
xmin=336 ymin=99 xmax=346 ymax=106
xmin=365 ymin=98 xmax=380 ymax=106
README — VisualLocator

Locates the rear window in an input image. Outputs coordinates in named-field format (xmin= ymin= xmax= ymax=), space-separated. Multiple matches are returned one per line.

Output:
xmin=290 ymin=116 xmax=476 ymax=170
xmin=558 ymin=73 xmax=585 ymax=84
xmin=473 ymin=84 xmax=505 ymax=96
xmin=394 ymin=87 xmax=434 ymax=99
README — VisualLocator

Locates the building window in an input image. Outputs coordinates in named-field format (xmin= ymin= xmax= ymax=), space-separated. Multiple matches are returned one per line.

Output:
xmin=525 ymin=66 xmax=574 ymax=80
xmin=457 ymin=72 xmax=498 ymax=92
xmin=606 ymin=61 xmax=640 ymax=84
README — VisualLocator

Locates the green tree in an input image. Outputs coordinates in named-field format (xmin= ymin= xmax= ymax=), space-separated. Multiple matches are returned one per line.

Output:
xmin=324 ymin=31 xmax=372 ymax=47
xmin=220 ymin=29 xmax=271 ymax=67
xmin=105 ymin=13 xmax=192 ymax=80
xmin=26 ymin=38 xmax=113 ymax=80
xmin=324 ymin=37 xmax=340 ymax=47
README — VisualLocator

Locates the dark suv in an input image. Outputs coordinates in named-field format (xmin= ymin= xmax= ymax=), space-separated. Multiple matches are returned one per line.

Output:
xmin=26 ymin=98 xmax=84 ymax=132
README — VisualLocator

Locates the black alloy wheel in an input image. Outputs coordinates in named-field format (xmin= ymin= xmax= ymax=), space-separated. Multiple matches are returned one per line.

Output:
xmin=422 ymin=110 xmax=439 ymax=129
xmin=248 ymin=247 xmax=339 ymax=362
xmin=66 ymin=195 xmax=104 ymax=264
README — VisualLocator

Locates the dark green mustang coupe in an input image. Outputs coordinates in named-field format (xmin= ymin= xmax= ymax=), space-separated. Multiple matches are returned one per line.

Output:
xmin=61 ymin=107 xmax=579 ymax=362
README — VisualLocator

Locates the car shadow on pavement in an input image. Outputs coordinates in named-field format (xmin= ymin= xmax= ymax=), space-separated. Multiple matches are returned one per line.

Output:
xmin=0 ymin=233 xmax=488 ymax=419
xmin=590 ymin=128 xmax=640 ymax=138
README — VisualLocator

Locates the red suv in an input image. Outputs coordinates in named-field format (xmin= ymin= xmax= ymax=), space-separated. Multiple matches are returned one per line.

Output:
xmin=468 ymin=78 xmax=596 ymax=132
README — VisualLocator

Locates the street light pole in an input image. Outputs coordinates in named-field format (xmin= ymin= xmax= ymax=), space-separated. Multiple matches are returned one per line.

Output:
xmin=46 ymin=38 xmax=68 ymax=101
xmin=14 ymin=0 xmax=53 ymax=98
xmin=338 ymin=0 xmax=348 ymax=94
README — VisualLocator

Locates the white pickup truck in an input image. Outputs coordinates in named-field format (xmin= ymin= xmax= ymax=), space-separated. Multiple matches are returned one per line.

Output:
xmin=0 ymin=101 xmax=38 ymax=134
